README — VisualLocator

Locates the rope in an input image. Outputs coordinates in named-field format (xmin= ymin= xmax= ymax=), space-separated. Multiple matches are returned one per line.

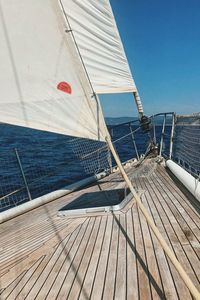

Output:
xmin=106 ymin=136 xmax=200 ymax=300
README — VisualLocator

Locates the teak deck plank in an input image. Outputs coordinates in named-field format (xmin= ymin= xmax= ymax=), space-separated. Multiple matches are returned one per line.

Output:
xmin=143 ymin=175 xmax=193 ymax=299
xmin=114 ymin=213 xmax=127 ymax=300
xmin=149 ymin=172 xmax=200 ymax=278
xmin=157 ymin=167 xmax=200 ymax=229
xmin=67 ymin=217 xmax=102 ymax=300
xmin=102 ymin=214 xmax=119 ymax=299
xmin=126 ymin=209 xmax=139 ymax=300
xmin=132 ymin=203 xmax=152 ymax=300
xmin=31 ymin=218 xmax=91 ymax=299
xmin=1 ymin=220 xmax=85 ymax=300
xmin=137 ymin=207 xmax=164 ymax=300
xmin=89 ymin=216 xmax=113 ymax=300
xmin=0 ymin=159 xmax=200 ymax=299
xmin=154 ymin=171 xmax=200 ymax=244
xmin=78 ymin=216 xmax=108 ymax=300
xmin=135 ymin=176 xmax=179 ymax=300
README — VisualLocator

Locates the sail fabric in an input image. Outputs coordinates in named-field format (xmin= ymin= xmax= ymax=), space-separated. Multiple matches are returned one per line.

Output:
xmin=60 ymin=0 xmax=137 ymax=94
xmin=0 ymin=0 xmax=107 ymax=141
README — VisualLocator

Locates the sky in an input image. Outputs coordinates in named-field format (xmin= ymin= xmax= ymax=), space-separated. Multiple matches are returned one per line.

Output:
xmin=100 ymin=0 xmax=200 ymax=117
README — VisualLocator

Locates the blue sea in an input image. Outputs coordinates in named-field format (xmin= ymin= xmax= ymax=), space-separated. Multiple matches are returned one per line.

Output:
xmin=0 ymin=123 xmax=171 ymax=211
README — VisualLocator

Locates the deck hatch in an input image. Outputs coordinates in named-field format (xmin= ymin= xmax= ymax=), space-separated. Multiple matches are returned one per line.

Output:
xmin=58 ymin=188 xmax=131 ymax=216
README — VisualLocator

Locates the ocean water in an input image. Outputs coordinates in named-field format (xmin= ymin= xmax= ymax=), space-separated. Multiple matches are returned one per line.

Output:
xmin=0 ymin=123 xmax=171 ymax=210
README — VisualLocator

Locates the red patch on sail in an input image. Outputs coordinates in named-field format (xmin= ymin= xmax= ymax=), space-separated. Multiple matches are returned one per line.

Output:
xmin=57 ymin=82 xmax=72 ymax=94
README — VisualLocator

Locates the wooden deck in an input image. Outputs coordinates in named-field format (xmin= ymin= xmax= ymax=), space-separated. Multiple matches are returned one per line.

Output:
xmin=0 ymin=159 xmax=200 ymax=299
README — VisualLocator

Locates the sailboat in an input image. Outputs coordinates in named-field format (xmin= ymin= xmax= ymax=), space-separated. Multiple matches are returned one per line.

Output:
xmin=0 ymin=1 xmax=200 ymax=299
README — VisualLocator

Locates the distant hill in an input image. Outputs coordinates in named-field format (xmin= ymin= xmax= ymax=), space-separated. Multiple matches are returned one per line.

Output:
xmin=105 ymin=116 xmax=138 ymax=125
xmin=105 ymin=115 xmax=172 ymax=126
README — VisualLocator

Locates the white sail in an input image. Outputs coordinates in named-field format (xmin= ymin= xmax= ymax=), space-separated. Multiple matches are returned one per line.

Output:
xmin=60 ymin=0 xmax=137 ymax=94
xmin=0 ymin=0 xmax=107 ymax=141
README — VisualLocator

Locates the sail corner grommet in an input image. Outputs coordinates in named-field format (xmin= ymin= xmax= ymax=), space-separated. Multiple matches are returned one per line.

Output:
xmin=65 ymin=29 xmax=72 ymax=33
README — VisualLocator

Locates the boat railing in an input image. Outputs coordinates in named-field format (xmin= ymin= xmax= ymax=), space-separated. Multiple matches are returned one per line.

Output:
xmin=109 ymin=112 xmax=175 ymax=162
xmin=0 ymin=112 xmax=175 ymax=212
xmin=110 ymin=112 xmax=200 ymax=179
xmin=0 ymin=112 xmax=199 ymax=212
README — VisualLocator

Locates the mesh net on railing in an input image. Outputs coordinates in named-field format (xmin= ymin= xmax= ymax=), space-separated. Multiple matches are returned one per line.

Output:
xmin=110 ymin=120 xmax=150 ymax=162
xmin=0 ymin=124 xmax=111 ymax=212
xmin=0 ymin=113 xmax=175 ymax=212
xmin=0 ymin=151 xmax=29 ymax=211
xmin=70 ymin=138 xmax=111 ymax=175
xmin=172 ymin=114 xmax=200 ymax=177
